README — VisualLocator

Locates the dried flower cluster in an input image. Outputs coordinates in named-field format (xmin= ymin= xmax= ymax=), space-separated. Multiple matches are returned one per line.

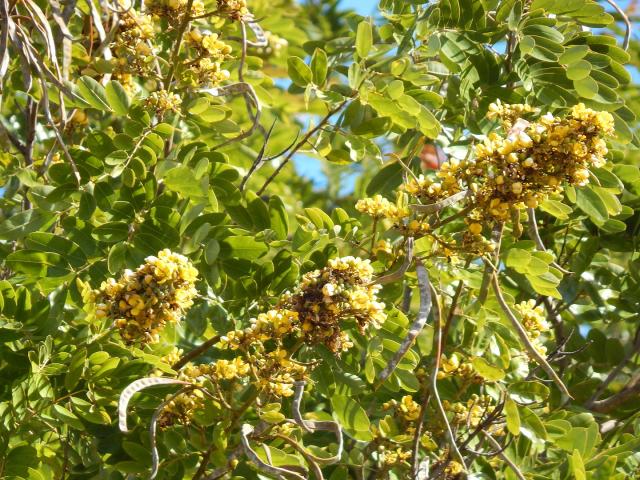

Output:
xmin=90 ymin=249 xmax=198 ymax=344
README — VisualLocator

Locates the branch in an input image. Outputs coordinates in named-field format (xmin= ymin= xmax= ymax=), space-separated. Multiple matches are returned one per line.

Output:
xmin=172 ymin=335 xmax=221 ymax=371
xmin=428 ymin=276 xmax=467 ymax=473
xmin=481 ymin=431 xmax=526 ymax=480
xmin=477 ymin=222 xmax=504 ymax=305
xmin=490 ymin=273 xmax=572 ymax=398
xmin=528 ymin=208 xmax=572 ymax=275
xmin=256 ymin=99 xmax=349 ymax=196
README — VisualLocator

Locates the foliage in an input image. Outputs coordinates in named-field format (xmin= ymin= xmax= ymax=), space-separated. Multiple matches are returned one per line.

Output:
xmin=1 ymin=0 xmax=640 ymax=479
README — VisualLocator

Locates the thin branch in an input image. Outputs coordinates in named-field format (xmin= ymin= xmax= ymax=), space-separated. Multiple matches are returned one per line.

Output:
xmin=428 ymin=276 xmax=467 ymax=472
xmin=481 ymin=431 xmax=526 ymax=480
xmin=477 ymin=223 xmax=504 ymax=305
xmin=528 ymin=208 xmax=572 ymax=275
xmin=586 ymin=326 xmax=640 ymax=410
xmin=164 ymin=0 xmax=194 ymax=87
xmin=490 ymin=273 xmax=572 ymax=398
xmin=172 ymin=335 xmax=221 ymax=371
xmin=256 ymin=99 xmax=349 ymax=195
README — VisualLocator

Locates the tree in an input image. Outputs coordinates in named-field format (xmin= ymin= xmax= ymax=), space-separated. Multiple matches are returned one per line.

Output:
xmin=0 ymin=0 xmax=639 ymax=478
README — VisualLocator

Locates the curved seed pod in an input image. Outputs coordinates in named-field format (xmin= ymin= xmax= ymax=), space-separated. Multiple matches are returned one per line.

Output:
xmin=149 ymin=386 xmax=193 ymax=479
xmin=243 ymin=14 xmax=268 ymax=47
xmin=119 ymin=377 xmax=189 ymax=432
xmin=377 ymin=260 xmax=431 ymax=385
xmin=374 ymin=237 xmax=414 ymax=285
xmin=410 ymin=189 xmax=470 ymax=214
xmin=241 ymin=424 xmax=307 ymax=480
xmin=289 ymin=381 xmax=343 ymax=464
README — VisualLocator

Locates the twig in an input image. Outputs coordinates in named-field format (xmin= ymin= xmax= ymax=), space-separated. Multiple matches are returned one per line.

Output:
xmin=172 ymin=335 xmax=221 ymax=370
xmin=256 ymin=99 xmax=349 ymax=195
xmin=527 ymin=208 xmax=572 ymax=275
xmin=490 ymin=273 xmax=572 ymax=398
xmin=376 ymin=260 xmax=431 ymax=386
xmin=164 ymin=0 xmax=194 ymax=87
xmin=428 ymin=276 xmax=467 ymax=472
xmin=477 ymin=223 xmax=503 ymax=305
xmin=481 ymin=431 xmax=526 ymax=480
xmin=586 ymin=325 xmax=640 ymax=410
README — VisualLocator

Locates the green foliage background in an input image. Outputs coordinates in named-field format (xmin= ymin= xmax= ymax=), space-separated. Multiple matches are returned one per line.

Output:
xmin=1 ymin=0 xmax=640 ymax=479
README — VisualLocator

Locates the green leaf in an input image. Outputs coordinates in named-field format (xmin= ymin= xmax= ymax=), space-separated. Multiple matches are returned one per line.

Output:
xmin=520 ymin=406 xmax=547 ymax=441
xmin=107 ymin=242 xmax=128 ymax=274
xmin=573 ymin=77 xmax=598 ymax=99
xmin=0 ymin=209 xmax=55 ymax=241
xmin=269 ymin=196 xmax=289 ymax=240
xmin=504 ymin=398 xmax=521 ymax=435
xmin=559 ymin=45 xmax=589 ymax=65
xmin=331 ymin=395 xmax=372 ymax=441
xmin=24 ymin=233 xmax=87 ymax=268
xmin=356 ymin=20 xmax=373 ymax=58
xmin=310 ymin=48 xmax=328 ymax=85
xmin=566 ymin=60 xmax=592 ymax=80
xmin=471 ymin=357 xmax=505 ymax=382
xmin=287 ymin=56 xmax=313 ymax=87
xmin=366 ymin=162 xmax=403 ymax=196
xmin=77 ymin=76 xmax=111 ymax=111
xmin=52 ymin=404 xmax=85 ymax=431
xmin=164 ymin=166 xmax=206 ymax=198
xmin=92 ymin=221 xmax=130 ymax=243
xmin=222 ymin=236 xmax=268 ymax=260
xmin=204 ymin=239 xmax=220 ymax=264
xmin=539 ymin=199 xmax=573 ymax=220
xmin=105 ymin=80 xmax=130 ymax=115
xmin=576 ymin=186 xmax=608 ymax=223
xmin=572 ymin=449 xmax=587 ymax=480
xmin=6 ymin=250 xmax=70 ymax=277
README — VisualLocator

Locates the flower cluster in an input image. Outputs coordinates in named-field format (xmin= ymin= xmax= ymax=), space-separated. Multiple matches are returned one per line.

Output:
xmin=279 ymin=256 xmax=387 ymax=352
xmin=443 ymin=394 xmax=497 ymax=429
xmin=515 ymin=300 xmax=550 ymax=356
xmin=144 ymin=0 xmax=205 ymax=24
xmin=487 ymin=100 xmax=539 ymax=130
xmin=216 ymin=0 xmax=249 ymax=20
xmin=473 ymin=103 xmax=614 ymax=219
xmin=383 ymin=395 xmax=421 ymax=422
xmin=184 ymin=29 xmax=233 ymax=87
xmin=145 ymin=89 xmax=183 ymax=116
xmin=437 ymin=353 xmax=481 ymax=383
xmin=90 ymin=249 xmax=198 ymax=344
xmin=355 ymin=194 xmax=408 ymax=221
xmin=112 ymin=7 xmax=156 ymax=89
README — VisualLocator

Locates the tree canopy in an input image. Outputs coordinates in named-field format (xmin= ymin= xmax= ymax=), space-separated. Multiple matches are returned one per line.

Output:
xmin=1 ymin=0 xmax=640 ymax=479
